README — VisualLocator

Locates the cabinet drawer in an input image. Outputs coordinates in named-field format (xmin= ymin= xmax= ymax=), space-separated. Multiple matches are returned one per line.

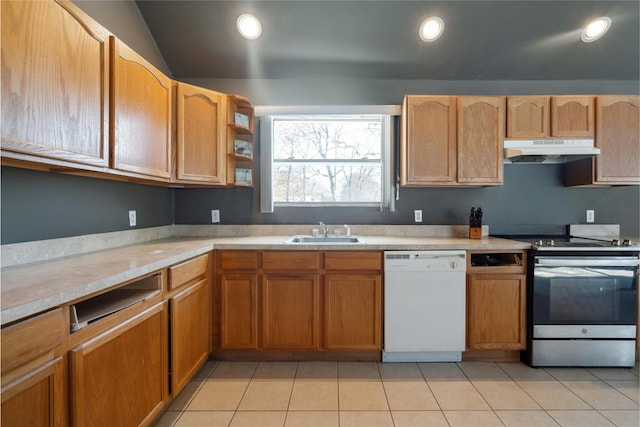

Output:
xmin=325 ymin=252 xmax=382 ymax=271
xmin=262 ymin=251 xmax=319 ymax=271
xmin=220 ymin=251 xmax=258 ymax=270
xmin=169 ymin=253 xmax=209 ymax=290
xmin=1 ymin=308 xmax=64 ymax=375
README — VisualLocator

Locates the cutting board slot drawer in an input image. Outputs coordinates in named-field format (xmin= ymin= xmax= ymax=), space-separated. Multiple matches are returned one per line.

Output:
xmin=70 ymin=273 xmax=162 ymax=332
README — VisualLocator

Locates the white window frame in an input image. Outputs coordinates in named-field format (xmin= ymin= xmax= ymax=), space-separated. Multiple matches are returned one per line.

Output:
xmin=258 ymin=105 xmax=400 ymax=213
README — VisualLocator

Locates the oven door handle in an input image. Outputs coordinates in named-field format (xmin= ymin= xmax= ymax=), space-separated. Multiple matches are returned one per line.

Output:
xmin=535 ymin=257 xmax=640 ymax=267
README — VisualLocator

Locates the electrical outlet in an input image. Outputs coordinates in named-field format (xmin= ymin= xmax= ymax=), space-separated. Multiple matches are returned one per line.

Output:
xmin=414 ymin=210 xmax=422 ymax=223
xmin=128 ymin=210 xmax=137 ymax=227
xmin=586 ymin=209 xmax=595 ymax=223
xmin=211 ymin=209 xmax=220 ymax=223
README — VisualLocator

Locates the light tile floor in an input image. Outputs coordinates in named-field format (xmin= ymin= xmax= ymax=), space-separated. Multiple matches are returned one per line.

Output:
xmin=153 ymin=360 xmax=639 ymax=427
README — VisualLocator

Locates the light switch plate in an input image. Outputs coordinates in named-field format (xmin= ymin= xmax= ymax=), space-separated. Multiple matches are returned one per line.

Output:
xmin=211 ymin=210 xmax=220 ymax=223
xmin=414 ymin=210 xmax=422 ymax=222
xmin=129 ymin=210 xmax=137 ymax=227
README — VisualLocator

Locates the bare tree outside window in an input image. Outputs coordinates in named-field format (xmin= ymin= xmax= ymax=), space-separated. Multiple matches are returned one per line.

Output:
xmin=272 ymin=116 xmax=383 ymax=204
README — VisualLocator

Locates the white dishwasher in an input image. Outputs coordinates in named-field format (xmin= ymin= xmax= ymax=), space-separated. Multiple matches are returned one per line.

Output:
xmin=383 ymin=251 xmax=467 ymax=362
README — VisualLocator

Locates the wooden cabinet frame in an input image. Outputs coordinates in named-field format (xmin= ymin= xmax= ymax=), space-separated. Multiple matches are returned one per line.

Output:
xmin=466 ymin=250 xmax=527 ymax=355
xmin=214 ymin=250 xmax=382 ymax=358
xmin=69 ymin=302 xmax=168 ymax=427
xmin=1 ymin=0 xmax=110 ymax=169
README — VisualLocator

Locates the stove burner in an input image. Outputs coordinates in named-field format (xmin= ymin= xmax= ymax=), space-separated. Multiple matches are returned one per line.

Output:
xmin=499 ymin=234 xmax=639 ymax=251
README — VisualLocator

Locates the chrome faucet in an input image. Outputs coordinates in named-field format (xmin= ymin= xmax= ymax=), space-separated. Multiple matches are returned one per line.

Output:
xmin=344 ymin=224 xmax=351 ymax=237
xmin=319 ymin=221 xmax=329 ymax=237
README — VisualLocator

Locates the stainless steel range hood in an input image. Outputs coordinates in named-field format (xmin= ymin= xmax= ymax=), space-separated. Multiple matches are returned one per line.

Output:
xmin=504 ymin=139 xmax=600 ymax=164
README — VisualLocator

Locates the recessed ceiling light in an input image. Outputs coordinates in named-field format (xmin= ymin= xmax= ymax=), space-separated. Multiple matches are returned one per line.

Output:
xmin=581 ymin=16 xmax=611 ymax=42
xmin=419 ymin=17 xmax=444 ymax=42
xmin=237 ymin=14 xmax=262 ymax=40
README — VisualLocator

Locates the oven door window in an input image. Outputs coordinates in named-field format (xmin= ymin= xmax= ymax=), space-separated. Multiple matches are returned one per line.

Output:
xmin=533 ymin=262 xmax=637 ymax=326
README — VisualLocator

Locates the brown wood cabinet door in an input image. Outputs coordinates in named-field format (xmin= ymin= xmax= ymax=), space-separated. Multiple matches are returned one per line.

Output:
xmin=457 ymin=96 xmax=505 ymax=185
xmin=467 ymin=274 xmax=526 ymax=350
xmin=1 ymin=0 xmax=110 ymax=167
xmin=220 ymin=274 xmax=258 ymax=350
xmin=400 ymin=96 xmax=457 ymax=185
xmin=69 ymin=303 xmax=167 ymax=427
xmin=551 ymin=96 xmax=594 ymax=138
xmin=324 ymin=274 xmax=381 ymax=350
xmin=175 ymin=83 xmax=227 ymax=184
xmin=262 ymin=274 xmax=320 ymax=350
xmin=506 ymin=96 xmax=550 ymax=138
xmin=594 ymin=95 xmax=640 ymax=184
xmin=111 ymin=37 xmax=172 ymax=180
xmin=170 ymin=279 xmax=209 ymax=396
xmin=1 ymin=357 xmax=65 ymax=427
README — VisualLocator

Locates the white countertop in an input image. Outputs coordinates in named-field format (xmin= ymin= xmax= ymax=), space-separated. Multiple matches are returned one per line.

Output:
xmin=1 ymin=234 xmax=530 ymax=326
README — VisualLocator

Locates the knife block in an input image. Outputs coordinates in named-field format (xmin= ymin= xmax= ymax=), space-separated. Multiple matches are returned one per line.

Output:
xmin=469 ymin=226 xmax=482 ymax=239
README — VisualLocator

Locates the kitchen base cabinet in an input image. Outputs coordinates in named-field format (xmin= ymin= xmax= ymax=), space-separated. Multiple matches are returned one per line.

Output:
xmin=324 ymin=274 xmax=381 ymax=350
xmin=262 ymin=274 xmax=320 ymax=350
xmin=167 ymin=254 xmax=211 ymax=396
xmin=214 ymin=250 xmax=382 ymax=359
xmin=466 ymin=251 xmax=527 ymax=352
xmin=170 ymin=279 xmax=209 ymax=396
xmin=1 ymin=309 xmax=66 ymax=427
xmin=1 ymin=357 xmax=65 ymax=427
xmin=220 ymin=274 xmax=259 ymax=350
xmin=69 ymin=302 xmax=168 ymax=427
xmin=467 ymin=274 xmax=526 ymax=350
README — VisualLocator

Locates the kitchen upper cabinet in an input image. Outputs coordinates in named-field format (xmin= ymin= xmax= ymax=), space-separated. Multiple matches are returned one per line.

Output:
xmin=324 ymin=252 xmax=382 ymax=350
xmin=466 ymin=251 xmax=527 ymax=351
xmin=565 ymin=95 xmax=639 ymax=186
xmin=506 ymin=96 xmax=550 ymax=138
xmin=401 ymin=95 xmax=503 ymax=186
xmin=400 ymin=96 xmax=457 ymax=185
xmin=457 ymin=96 xmax=505 ymax=185
xmin=69 ymin=302 xmax=168 ymax=427
xmin=1 ymin=0 xmax=110 ymax=168
xmin=111 ymin=37 xmax=172 ymax=181
xmin=506 ymin=95 xmax=594 ymax=139
xmin=551 ymin=96 xmax=594 ymax=138
xmin=175 ymin=83 xmax=227 ymax=185
xmin=1 ymin=309 xmax=66 ymax=427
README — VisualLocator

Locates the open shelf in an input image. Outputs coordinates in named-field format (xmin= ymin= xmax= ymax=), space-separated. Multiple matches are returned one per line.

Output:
xmin=226 ymin=95 xmax=255 ymax=187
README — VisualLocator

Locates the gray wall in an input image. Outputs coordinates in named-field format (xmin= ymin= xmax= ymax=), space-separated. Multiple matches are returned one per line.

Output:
xmin=2 ymin=1 xmax=637 ymax=244
xmin=1 ymin=167 xmax=173 ymax=244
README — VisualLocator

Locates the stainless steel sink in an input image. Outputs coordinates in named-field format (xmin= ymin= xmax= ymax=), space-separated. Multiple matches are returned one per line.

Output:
xmin=284 ymin=235 xmax=365 ymax=244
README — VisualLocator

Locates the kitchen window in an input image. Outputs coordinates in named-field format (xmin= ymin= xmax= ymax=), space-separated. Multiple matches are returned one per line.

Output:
xmin=259 ymin=106 xmax=398 ymax=212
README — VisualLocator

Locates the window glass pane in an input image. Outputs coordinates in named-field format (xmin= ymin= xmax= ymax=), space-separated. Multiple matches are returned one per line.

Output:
xmin=274 ymin=163 xmax=381 ymax=203
xmin=273 ymin=117 xmax=382 ymax=161
xmin=271 ymin=115 xmax=384 ymax=205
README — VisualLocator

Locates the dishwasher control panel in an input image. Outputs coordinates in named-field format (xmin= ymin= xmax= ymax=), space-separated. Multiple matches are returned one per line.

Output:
xmin=384 ymin=251 xmax=466 ymax=272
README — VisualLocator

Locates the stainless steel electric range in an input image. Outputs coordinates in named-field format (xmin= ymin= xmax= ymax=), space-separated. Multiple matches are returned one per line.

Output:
xmin=505 ymin=235 xmax=639 ymax=367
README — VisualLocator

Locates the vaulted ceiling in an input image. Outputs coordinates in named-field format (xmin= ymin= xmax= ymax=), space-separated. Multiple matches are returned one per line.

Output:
xmin=135 ymin=0 xmax=639 ymax=81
